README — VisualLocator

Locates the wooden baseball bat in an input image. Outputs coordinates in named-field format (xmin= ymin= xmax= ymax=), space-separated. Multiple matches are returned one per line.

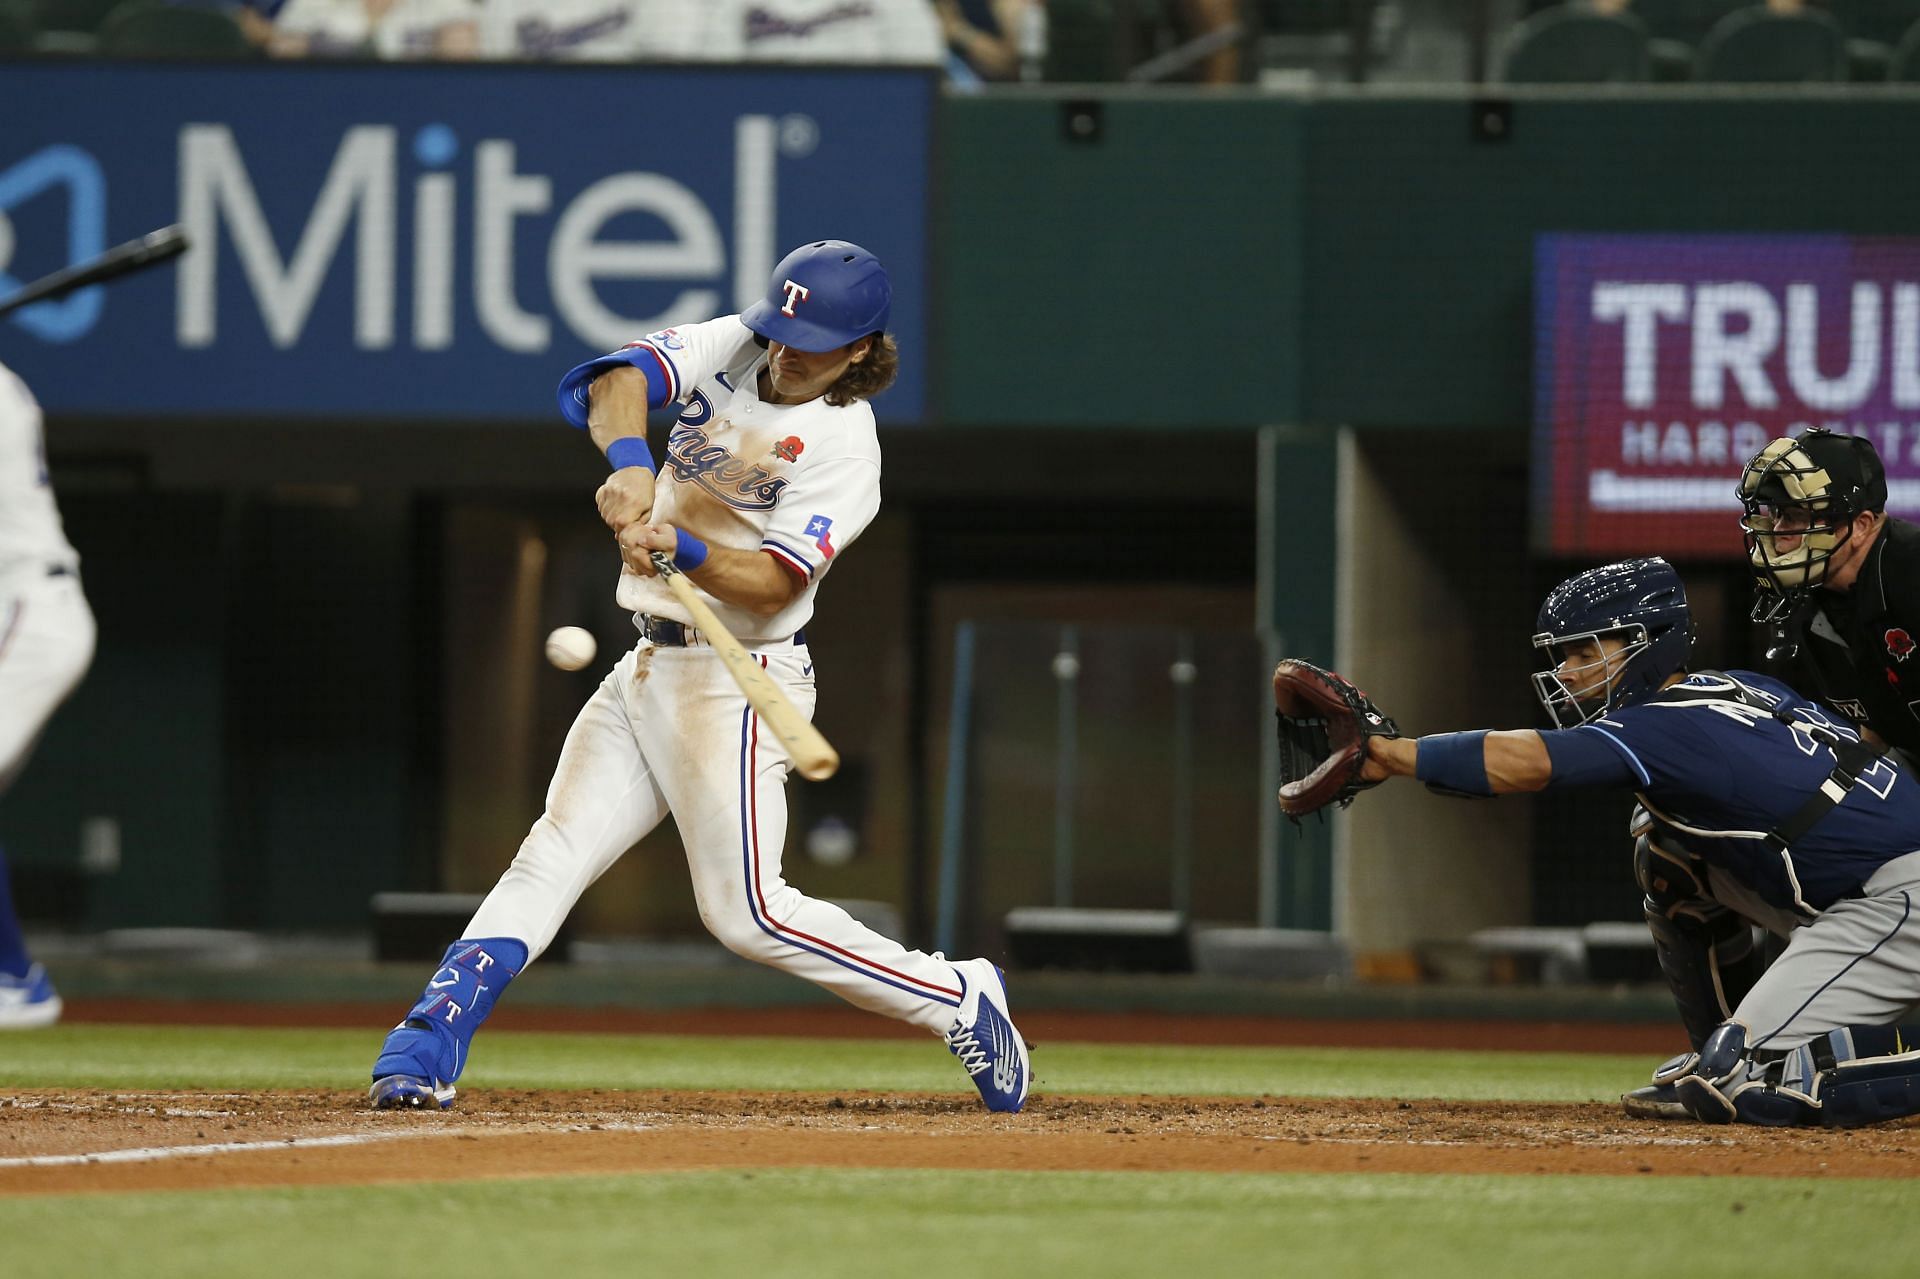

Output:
xmin=649 ymin=552 xmax=840 ymax=781
xmin=0 ymin=225 xmax=191 ymax=318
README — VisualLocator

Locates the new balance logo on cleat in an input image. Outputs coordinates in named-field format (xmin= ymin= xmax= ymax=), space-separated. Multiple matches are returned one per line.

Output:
xmin=946 ymin=958 xmax=1031 ymax=1113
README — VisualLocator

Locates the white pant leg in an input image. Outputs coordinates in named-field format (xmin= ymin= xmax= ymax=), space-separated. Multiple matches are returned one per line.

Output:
xmin=646 ymin=643 xmax=964 ymax=1034
xmin=464 ymin=644 xmax=670 ymax=963
xmin=1729 ymin=851 xmax=1920 ymax=1050
xmin=0 ymin=574 xmax=95 ymax=795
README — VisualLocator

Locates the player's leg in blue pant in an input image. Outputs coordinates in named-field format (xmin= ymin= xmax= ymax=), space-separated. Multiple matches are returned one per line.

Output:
xmin=0 ymin=845 xmax=61 ymax=1030
xmin=0 ymin=845 xmax=31 ymax=977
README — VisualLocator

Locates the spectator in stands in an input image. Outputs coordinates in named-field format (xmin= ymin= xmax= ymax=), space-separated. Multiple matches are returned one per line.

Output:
xmin=269 ymin=0 xmax=479 ymax=58
xmin=1179 ymin=0 xmax=1240 ymax=84
xmin=936 ymin=0 xmax=1040 ymax=81
xmin=164 ymin=0 xmax=286 ymax=51
xmin=480 ymin=0 xmax=672 ymax=60
xmin=670 ymin=0 xmax=945 ymax=64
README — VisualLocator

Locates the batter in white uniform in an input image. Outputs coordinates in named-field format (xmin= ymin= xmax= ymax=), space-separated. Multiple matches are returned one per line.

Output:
xmin=370 ymin=242 xmax=1031 ymax=1112
xmin=0 ymin=360 xmax=96 ymax=1029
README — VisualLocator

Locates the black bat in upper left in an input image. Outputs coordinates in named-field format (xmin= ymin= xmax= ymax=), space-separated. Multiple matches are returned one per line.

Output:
xmin=0 ymin=224 xmax=191 ymax=319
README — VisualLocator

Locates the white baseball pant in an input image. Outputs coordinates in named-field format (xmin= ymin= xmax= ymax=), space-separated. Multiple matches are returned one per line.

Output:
xmin=463 ymin=638 xmax=965 ymax=1033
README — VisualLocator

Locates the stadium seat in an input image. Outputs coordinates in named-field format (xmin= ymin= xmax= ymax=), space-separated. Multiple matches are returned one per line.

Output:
xmin=30 ymin=0 xmax=119 ymax=51
xmin=1632 ymin=0 xmax=1749 ymax=45
xmin=1695 ymin=8 xmax=1849 ymax=80
xmin=33 ymin=0 xmax=119 ymax=33
xmin=96 ymin=0 xmax=251 ymax=57
xmin=1889 ymin=19 xmax=1920 ymax=76
xmin=1046 ymin=0 xmax=1125 ymax=81
xmin=1823 ymin=0 xmax=1920 ymax=46
xmin=0 ymin=0 xmax=33 ymax=52
xmin=1502 ymin=8 xmax=1653 ymax=83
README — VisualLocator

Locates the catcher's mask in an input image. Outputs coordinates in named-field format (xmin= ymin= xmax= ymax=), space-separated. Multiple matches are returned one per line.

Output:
xmin=1531 ymin=557 xmax=1693 ymax=728
xmin=1737 ymin=429 xmax=1886 ymax=622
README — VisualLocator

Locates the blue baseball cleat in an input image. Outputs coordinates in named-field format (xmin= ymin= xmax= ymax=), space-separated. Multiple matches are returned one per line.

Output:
xmin=0 ymin=964 xmax=62 ymax=1030
xmin=369 ymin=1072 xmax=456 ymax=1110
xmin=946 ymin=959 xmax=1031 ymax=1113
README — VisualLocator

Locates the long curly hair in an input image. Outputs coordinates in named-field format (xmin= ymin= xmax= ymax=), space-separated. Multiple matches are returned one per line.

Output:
xmin=825 ymin=334 xmax=899 ymax=407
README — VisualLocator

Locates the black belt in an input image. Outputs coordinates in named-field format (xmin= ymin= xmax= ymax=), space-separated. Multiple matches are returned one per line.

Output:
xmin=637 ymin=615 xmax=805 ymax=648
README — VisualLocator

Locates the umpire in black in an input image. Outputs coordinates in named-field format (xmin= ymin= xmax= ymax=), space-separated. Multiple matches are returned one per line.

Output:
xmin=1624 ymin=428 xmax=1920 ymax=1120
xmin=1738 ymin=427 xmax=1920 ymax=757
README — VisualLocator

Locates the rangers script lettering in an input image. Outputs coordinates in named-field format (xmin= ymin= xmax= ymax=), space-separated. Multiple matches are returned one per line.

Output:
xmin=663 ymin=425 xmax=791 ymax=510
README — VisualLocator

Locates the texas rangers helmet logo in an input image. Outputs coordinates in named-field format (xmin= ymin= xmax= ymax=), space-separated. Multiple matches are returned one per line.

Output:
xmin=1889 ymin=628 xmax=1915 ymax=662
xmin=772 ymin=435 xmax=805 ymax=463
xmin=780 ymin=279 xmax=811 ymax=316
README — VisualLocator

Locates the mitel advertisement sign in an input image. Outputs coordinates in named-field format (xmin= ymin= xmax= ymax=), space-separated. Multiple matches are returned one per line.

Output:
xmin=0 ymin=62 xmax=931 ymax=421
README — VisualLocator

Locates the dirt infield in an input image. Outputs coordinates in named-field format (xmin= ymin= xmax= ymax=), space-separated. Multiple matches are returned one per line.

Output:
xmin=6 ymin=1005 xmax=1912 ymax=1196
xmin=4 ymin=1089 xmax=1917 ymax=1196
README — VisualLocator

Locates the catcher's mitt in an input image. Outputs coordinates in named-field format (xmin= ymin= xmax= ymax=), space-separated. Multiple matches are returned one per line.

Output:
xmin=1273 ymin=659 xmax=1401 ymax=818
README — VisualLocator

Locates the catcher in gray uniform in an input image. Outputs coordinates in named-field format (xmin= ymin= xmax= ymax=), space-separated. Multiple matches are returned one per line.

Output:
xmin=1278 ymin=559 xmax=1920 ymax=1127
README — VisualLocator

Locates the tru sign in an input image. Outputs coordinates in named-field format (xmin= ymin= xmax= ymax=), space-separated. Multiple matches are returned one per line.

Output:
xmin=779 ymin=278 xmax=810 ymax=316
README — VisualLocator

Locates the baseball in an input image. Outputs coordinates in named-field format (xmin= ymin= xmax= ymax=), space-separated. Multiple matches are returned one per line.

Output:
xmin=544 ymin=626 xmax=597 ymax=671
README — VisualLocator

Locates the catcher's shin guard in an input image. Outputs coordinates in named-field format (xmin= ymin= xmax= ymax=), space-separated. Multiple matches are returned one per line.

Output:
xmin=1634 ymin=810 xmax=1767 ymax=1051
xmin=1806 ymin=1025 xmax=1920 ymax=1128
xmin=1674 ymin=1022 xmax=1821 ymax=1126
xmin=371 ymin=938 xmax=526 ymax=1103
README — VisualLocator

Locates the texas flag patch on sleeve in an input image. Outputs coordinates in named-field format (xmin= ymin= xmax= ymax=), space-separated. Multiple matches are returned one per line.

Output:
xmin=805 ymin=514 xmax=835 ymax=559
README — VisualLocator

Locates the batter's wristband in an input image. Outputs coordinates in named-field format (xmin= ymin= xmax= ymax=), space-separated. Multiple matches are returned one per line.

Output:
xmin=605 ymin=436 xmax=656 ymax=473
xmin=672 ymin=530 xmax=711 ymax=573
xmin=1414 ymin=730 xmax=1493 ymax=797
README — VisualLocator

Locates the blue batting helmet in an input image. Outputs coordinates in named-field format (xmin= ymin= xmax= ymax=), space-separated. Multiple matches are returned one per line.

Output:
xmin=1531 ymin=557 xmax=1694 ymax=727
xmin=740 ymin=240 xmax=891 ymax=353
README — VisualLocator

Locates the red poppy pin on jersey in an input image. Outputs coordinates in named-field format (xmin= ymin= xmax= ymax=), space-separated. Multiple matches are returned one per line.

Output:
xmin=773 ymin=436 xmax=805 ymax=463
xmin=1889 ymin=628 xmax=1915 ymax=662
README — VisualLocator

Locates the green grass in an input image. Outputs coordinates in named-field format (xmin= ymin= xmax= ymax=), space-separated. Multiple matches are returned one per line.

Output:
xmin=5 ymin=1026 xmax=1911 ymax=1278
xmin=3 ymin=1168 xmax=1915 ymax=1279
xmin=0 ymin=1024 xmax=1652 ymax=1101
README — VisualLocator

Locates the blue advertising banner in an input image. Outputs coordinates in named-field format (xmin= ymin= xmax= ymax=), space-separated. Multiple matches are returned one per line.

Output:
xmin=0 ymin=62 xmax=931 ymax=421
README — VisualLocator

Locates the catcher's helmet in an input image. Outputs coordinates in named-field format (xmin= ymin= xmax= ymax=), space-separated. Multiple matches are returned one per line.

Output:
xmin=1531 ymin=557 xmax=1693 ymax=728
xmin=1737 ymin=428 xmax=1886 ymax=621
xmin=740 ymin=240 xmax=891 ymax=353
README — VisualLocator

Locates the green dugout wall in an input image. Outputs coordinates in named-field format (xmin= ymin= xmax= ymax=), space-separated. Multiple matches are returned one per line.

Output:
xmin=939 ymin=89 xmax=1920 ymax=432
xmin=938 ymin=88 xmax=1920 ymax=936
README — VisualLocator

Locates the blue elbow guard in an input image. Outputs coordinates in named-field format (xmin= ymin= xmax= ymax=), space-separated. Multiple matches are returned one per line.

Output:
xmin=555 ymin=347 xmax=672 ymax=428
xmin=1414 ymin=730 xmax=1493 ymax=798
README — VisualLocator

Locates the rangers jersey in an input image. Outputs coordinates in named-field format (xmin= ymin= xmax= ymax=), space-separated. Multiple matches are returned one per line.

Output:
xmin=560 ymin=315 xmax=881 ymax=646
xmin=1573 ymin=670 xmax=1920 ymax=915
xmin=0 ymin=361 xmax=78 ymax=583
